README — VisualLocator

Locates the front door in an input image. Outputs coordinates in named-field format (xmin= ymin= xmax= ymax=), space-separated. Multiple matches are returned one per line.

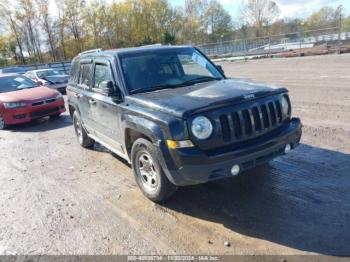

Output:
xmin=89 ymin=60 xmax=125 ymax=156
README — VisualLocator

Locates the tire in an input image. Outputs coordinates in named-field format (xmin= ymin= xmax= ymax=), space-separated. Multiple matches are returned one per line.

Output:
xmin=50 ymin=113 xmax=61 ymax=119
xmin=131 ymin=138 xmax=177 ymax=203
xmin=0 ymin=115 xmax=6 ymax=130
xmin=73 ymin=111 xmax=94 ymax=148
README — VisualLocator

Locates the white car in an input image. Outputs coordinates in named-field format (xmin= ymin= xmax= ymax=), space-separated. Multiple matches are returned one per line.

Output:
xmin=24 ymin=69 xmax=69 ymax=94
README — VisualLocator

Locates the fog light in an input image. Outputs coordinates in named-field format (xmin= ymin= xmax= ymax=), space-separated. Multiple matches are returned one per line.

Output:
xmin=285 ymin=144 xmax=292 ymax=154
xmin=231 ymin=165 xmax=240 ymax=176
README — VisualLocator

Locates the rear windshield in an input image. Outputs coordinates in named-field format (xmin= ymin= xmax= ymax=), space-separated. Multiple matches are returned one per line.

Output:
xmin=37 ymin=70 xmax=62 ymax=78
xmin=0 ymin=76 xmax=38 ymax=93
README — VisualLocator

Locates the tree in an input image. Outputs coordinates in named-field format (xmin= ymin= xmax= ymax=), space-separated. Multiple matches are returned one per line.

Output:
xmin=18 ymin=0 xmax=43 ymax=62
xmin=0 ymin=2 xmax=26 ymax=64
xmin=36 ymin=0 xmax=57 ymax=61
xmin=183 ymin=0 xmax=208 ymax=43
xmin=204 ymin=0 xmax=232 ymax=42
xmin=63 ymin=0 xmax=86 ymax=54
xmin=335 ymin=5 xmax=346 ymax=31
xmin=242 ymin=0 xmax=280 ymax=36
xmin=306 ymin=6 xmax=336 ymax=30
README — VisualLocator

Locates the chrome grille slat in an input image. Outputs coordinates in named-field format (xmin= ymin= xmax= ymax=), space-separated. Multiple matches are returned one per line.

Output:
xmin=219 ymin=98 xmax=285 ymax=142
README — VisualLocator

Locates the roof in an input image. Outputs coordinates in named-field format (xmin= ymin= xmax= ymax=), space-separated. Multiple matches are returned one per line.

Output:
xmin=78 ymin=45 xmax=193 ymax=58
xmin=26 ymin=68 xmax=57 ymax=73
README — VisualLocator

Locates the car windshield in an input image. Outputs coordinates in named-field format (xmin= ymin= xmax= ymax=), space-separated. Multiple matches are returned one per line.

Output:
xmin=0 ymin=76 xmax=38 ymax=93
xmin=119 ymin=47 xmax=224 ymax=94
xmin=37 ymin=70 xmax=61 ymax=78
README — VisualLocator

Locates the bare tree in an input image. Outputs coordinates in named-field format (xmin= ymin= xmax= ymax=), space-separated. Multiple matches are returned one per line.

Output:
xmin=0 ymin=2 xmax=26 ymax=63
xmin=56 ymin=0 xmax=67 ymax=60
xmin=18 ymin=0 xmax=43 ymax=62
xmin=64 ymin=0 xmax=86 ymax=53
xmin=243 ymin=0 xmax=280 ymax=36
xmin=36 ymin=0 xmax=57 ymax=61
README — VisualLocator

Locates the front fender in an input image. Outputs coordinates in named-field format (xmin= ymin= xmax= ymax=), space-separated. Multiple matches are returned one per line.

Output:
xmin=123 ymin=114 xmax=166 ymax=143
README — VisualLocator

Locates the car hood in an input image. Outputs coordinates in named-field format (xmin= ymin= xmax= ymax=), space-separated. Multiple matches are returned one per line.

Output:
xmin=126 ymin=78 xmax=287 ymax=118
xmin=0 ymin=86 xmax=59 ymax=103
xmin=43 ymin=75 xmax=69 ymax=83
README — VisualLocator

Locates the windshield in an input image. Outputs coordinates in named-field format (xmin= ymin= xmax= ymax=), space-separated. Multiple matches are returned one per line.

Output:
xmin=119 ymin=48 xmax=224 ymax=94
xmin=0 ymin=76 xmax=38 ymax=93
xmin=37 ymin=70 xmax=62 ymax=78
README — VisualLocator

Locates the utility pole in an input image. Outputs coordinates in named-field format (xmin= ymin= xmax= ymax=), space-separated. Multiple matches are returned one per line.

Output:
xmin=338 ymin=5 xmax=344 ymax=54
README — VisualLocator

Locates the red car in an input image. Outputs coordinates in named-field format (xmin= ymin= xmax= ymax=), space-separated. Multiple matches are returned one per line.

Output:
xmin=0 ymin=73 xmax=66 ymax=130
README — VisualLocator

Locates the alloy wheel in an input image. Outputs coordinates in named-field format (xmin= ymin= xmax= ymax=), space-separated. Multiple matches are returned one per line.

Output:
xmin=74 ymin=116 xmax=83 ymax=144
xmin=138 ymin=152 xmax=158 ymax=192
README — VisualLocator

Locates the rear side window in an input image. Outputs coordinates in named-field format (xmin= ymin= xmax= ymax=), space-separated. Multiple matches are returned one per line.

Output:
xmin=78 ymin=63 xmax=92 ymax=87
xmin=69 ymin=60 xmax=79 ymax=84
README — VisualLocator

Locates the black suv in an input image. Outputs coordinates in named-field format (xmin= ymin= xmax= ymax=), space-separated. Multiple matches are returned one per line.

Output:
xmin=67 ymin=45 xmax=302 ymax=202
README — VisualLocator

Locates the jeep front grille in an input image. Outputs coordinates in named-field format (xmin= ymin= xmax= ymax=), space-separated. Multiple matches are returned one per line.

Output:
xmin=219 ymin=99 xmax=284 ymax=141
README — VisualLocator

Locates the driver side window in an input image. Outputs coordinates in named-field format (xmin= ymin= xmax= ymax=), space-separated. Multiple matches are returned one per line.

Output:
xmin=94 ymin=64 xmax=113 ymax=89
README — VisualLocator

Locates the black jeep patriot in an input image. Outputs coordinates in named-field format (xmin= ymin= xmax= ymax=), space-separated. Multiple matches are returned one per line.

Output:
xmin=67 ymin=45 xmax=302 ymax=202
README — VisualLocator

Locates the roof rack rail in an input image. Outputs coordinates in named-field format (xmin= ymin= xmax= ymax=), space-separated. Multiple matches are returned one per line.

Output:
xmin=79 ymin=48 xmax=102 ymax=56
xmin=139 ymin=43 xmax=163 ymax=48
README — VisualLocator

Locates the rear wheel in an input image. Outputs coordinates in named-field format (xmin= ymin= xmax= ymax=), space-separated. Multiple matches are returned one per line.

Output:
xmin=131 ymin=138 xmax=177 ymax=203
xmin=0 ymin=115 xmax=6 ymax=130
xmin=73 ymin=111 xmax=94 ymax=148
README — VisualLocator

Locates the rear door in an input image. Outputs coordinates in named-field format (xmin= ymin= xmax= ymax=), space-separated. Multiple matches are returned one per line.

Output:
xmin=89 ymin=59 xmax=124 ymax=155
xmin=76 ymin=60 xmax=94 ymax=131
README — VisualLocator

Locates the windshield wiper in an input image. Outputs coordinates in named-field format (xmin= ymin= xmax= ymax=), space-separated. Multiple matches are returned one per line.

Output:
xmin=180 ymin=76 xmax=221 ymax=86
xmin=131 ymin=84 xmax=180 ymax=94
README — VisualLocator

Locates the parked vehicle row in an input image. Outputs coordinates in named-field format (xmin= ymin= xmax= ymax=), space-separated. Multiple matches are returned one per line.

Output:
xmin=0 ymin=67 xmax=70 ymax=94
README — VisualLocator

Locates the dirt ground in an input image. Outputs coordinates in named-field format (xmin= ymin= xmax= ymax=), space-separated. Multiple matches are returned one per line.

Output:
xmin=0 ymin=54 xmax=349 ymax=256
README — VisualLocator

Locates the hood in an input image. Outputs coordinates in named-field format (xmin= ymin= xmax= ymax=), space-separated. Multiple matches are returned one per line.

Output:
xmin=43 ymin=75 xmax=69 ymax=84
xmin=0 ymin=86 xmax=59 ymax=103
xmin=126 ymin=78 xmax=287 ymax=118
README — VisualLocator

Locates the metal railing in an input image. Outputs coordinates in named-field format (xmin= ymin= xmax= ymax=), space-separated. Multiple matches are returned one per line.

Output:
xmin=197 ymin=26 xmax=350 ymax=58
xmin=0 ymin=61 xmax=71 ymax=74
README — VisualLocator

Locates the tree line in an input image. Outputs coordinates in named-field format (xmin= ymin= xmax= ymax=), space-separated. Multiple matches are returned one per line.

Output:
xmin=0 ymin=0 xmax=349 ymax=66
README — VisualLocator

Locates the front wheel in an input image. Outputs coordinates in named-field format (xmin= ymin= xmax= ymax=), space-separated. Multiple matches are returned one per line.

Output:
xmin=0 ymin=115 xmax=6 ymax=130
xmin=73 ymin=111 xmax=94 ymax=148
xmin=131 ymin=138 xmax=177 ymax=203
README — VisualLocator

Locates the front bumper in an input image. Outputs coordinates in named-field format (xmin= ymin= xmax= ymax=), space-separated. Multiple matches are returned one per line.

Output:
xmin=3 ymin=99 xmax=66 ymax=125
xmin=158 ymin=118 xmax=302 ymax=186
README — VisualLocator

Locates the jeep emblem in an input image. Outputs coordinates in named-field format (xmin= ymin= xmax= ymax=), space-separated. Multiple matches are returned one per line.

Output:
xmin=244 ymin=94 xmax=255 ymax=99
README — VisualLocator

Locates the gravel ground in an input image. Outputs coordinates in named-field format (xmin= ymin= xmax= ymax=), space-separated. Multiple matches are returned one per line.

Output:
xmin=0 ymin=54 xmax=349 ymax=256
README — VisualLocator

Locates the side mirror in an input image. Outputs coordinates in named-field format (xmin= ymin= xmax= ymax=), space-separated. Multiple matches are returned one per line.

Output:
xmin=99 ymin=80 xmax=115 ymax=96
xmin=216 ymin=65 xmax=225 ymax=76
xmin=98 ymin=80 xmax=122 ymax=100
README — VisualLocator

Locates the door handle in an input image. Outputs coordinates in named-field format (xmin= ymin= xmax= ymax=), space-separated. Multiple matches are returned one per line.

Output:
xmin=74 ymin=93 xmax=83 ymax=99
xmin=89 ymin=99 xmax=97 ymax=105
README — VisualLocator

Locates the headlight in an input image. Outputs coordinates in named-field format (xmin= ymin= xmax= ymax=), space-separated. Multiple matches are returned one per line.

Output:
xmin=55 ymin=93 xmax=63 ymax=100
xmin=191 ymin=116 xmax=213 ymax=140
xmin=281 ymin=96 xmax=290 ymax=116
xmin=4 ymin=102 xmax=27 ymax=109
